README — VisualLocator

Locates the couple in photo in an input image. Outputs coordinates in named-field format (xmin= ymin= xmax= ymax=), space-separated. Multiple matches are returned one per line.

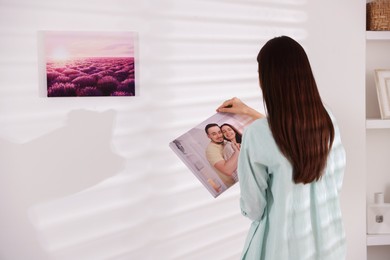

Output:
xmin=204 ymin=122 xmax=242 ymax=188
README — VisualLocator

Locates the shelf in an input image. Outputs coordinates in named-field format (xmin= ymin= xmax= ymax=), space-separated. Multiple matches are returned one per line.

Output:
xmin=366 ymin=31 xmax=390 ymax=40
xmin=367 ymin=234 xmax=390 ymax=246
xmin=366 ymin=119 xmax=390 ymax=129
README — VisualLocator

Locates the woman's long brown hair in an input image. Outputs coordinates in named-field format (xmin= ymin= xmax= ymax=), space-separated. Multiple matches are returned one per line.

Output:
xmin=257 ymin=36 xmax=334 ymax=184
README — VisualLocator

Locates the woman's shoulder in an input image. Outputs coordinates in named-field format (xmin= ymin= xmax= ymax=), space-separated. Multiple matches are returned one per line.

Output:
xmin=324 ymin=105 xmax=338 ymax=123
xmin=244 ymin=117 xmax=269 ymax=134
xmin=242 ymin=118 xmax=272 ymax=144
xmin=241 ymin=117 xmax=282 ymax=165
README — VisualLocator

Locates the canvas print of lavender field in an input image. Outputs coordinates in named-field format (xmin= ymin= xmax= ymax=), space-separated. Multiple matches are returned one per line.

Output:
xmin=44 ymin=31 xmax=136 ymax=97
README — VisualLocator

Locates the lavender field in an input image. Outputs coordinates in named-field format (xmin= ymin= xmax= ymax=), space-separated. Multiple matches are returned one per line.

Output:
xmin=46 ymin=57 xmax=135 ymax=97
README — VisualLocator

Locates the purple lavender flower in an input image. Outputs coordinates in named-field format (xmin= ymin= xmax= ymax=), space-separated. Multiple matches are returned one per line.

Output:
xmin=118 ymin=78 xmax=135 ymax=95
xmin=54 ymin=75 xmax=71 ymax=83
xmin=77 ymin=87 xmax=103 ymax=96
xmin=48 ymin=83 xmax=77 ymax=97
xmin=72 ymin=75 xmax=97 ymax=87
xmin=97 ymin=76 xmax=119 ymax=96
xmin=46 ymin=71 xmax=62 ymax=84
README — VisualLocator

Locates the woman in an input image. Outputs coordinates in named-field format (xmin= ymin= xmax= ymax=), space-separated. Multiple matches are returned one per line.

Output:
xmin=217 ymin=36 xmax=346 ymax=260
xmin=220 ymin=123 xmax=242 ymax=182
xmin=221 ymin=123 xmax=242 ymax=145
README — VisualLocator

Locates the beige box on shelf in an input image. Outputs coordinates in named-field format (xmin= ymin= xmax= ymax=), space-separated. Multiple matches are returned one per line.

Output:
xmin=367 ymin=203 xmax=390 ymax=234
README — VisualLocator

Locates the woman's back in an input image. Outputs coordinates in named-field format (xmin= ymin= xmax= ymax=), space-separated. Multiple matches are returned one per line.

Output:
xmin=216 ymin=36 xmax=346 ymax=259
xmin=238 ymin=110 xmax=346 ymax=260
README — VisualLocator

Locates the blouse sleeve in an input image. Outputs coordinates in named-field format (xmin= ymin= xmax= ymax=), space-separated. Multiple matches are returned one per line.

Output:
xmin=238 ymin=127 xmax=269 ymax=222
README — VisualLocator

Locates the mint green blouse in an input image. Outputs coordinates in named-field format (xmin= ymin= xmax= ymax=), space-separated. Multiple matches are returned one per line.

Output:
xmin=238 ymin=112 xmax=346 ymax=260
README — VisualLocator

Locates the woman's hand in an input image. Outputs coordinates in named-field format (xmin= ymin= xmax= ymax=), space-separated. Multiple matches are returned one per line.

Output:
xmin=216 ymin=97 xmax=265 ymax=119
xmin=232 ymin=141 xmax=240 ymax=152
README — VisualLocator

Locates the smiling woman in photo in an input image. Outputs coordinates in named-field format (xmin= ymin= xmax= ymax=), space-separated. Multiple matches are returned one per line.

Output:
xmin=220 ymin=123 xmax=242 ymax=182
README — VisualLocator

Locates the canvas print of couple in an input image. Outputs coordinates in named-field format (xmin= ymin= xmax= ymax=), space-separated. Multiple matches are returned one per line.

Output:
xmin=170 ymin=113 xmax=256 ymax=197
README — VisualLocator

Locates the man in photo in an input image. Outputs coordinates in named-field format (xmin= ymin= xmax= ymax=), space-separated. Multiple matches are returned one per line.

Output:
xmin=204 ymin=123 xmax=239 ymax=188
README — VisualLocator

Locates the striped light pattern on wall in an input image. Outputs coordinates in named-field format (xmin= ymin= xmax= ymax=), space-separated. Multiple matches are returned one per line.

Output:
xmin=0 ymin=0 xmax=306 ymax=259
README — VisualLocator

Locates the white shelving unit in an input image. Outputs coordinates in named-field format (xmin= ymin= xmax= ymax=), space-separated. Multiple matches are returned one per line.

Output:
xmin=367 ymin=234 xmax=390 ymax=246
xmin=366 ymin=125 xmax=390 ymax=246
xmin=366 ymin=31 xmax=390 ymax=40
xmin=366 ymin=30 xmax=390 ymax=130
xmin=366 ymin=31 xmax=390 ymax=250
xmin=365 ymin=31 xmax=390 ymax=132
xmin=366 ymin=119 xmax=390 ymax=129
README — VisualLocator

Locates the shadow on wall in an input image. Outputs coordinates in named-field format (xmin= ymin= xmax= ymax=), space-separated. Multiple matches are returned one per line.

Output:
xmin=0 ymin=109 xmax=125 ymax=260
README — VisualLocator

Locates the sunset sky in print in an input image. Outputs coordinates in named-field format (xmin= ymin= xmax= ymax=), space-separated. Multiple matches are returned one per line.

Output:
xmin=44 ymin=31 xmax=135 ymax=61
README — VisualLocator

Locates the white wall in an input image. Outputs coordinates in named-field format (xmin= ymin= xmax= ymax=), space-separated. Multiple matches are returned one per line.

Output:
xmin=305 ymin=1 xmax=367 ymax=259
xmin=0 ymin=0 xmax=366 ymax=260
